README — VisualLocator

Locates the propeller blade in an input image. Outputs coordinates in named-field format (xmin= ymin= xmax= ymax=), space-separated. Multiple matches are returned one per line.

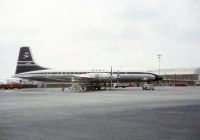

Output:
xmin=117 ymin=70 xmax=120 ymax=79
xmin=117 ymin=70 xmax=120 ymax=86
xmin=110 ymin=66 xmax=112 ymax=90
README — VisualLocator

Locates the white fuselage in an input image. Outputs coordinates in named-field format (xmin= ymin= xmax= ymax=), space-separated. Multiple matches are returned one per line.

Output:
xmin=14 ymin=69 xmax=160 ymax=83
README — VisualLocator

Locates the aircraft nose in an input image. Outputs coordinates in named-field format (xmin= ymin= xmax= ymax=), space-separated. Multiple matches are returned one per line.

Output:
xmin=155 ymin=75 xmax=163 ymax=81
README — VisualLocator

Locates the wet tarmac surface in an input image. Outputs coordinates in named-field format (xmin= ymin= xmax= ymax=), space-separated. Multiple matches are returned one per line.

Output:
xmin=0 ymin=87 xmax=200 ymax=140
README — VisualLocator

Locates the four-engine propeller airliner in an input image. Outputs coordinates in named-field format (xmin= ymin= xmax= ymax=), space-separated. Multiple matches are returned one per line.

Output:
xmin=14 ymin=47 xmax=163 ymax=90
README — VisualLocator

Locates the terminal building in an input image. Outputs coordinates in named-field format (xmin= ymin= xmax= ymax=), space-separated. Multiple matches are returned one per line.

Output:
xmin=152 ymin=68 xmax=200 ymax=86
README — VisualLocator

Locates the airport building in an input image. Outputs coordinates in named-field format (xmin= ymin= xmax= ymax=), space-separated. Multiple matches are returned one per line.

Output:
xmin=153 ymin=68 xmax=200 ymax=86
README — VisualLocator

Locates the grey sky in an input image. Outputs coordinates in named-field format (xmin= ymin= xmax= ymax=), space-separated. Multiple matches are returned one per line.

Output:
xmin=0 ymin=0 xmax=200 ymax=80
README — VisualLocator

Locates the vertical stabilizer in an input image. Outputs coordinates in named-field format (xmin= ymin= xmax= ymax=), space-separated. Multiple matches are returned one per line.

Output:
xmin=15 ymin=47 xmax=47 ymax=74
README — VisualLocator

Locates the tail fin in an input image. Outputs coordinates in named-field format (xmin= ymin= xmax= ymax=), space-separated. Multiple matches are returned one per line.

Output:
xmin=15 ymin=47 xmax=47 ymax=74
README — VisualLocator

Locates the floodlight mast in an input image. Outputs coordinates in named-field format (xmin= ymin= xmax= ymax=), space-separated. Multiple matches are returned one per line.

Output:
xmin=157 ymin=54 xmax=161 ymax=75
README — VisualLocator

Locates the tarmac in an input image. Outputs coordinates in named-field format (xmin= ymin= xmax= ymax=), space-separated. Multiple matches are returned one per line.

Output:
xmin=0 ymin=87 xmax=200 ymax=140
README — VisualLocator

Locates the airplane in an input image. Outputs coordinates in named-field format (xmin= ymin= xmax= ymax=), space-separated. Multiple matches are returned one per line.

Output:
xmin=0 ymin=78 xmax=21 ymax=84
xmin=7 ymin=78 xmax=21 ymax=84
xmin=14 ymin=47 xmax=163 ymax=90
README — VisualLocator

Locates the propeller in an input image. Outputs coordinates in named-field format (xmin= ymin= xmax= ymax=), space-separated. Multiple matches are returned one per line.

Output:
xmin=110 ymin=66 xmax=113 ymax=90
xmin=117 ymin=70 xmax=120 ymax=86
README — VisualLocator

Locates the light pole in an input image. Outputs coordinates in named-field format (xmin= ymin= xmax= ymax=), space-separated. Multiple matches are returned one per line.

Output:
xmin=157 ymin=54 xmax=161 ymax=75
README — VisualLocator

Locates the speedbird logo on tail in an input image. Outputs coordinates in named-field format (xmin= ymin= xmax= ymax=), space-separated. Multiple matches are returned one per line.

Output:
xmin=23 ymin=52 xmax=30 ymax=59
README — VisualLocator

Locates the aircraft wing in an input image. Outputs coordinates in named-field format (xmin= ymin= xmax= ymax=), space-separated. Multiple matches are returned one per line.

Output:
xmin=73 ymin=73 xmax=111 ymax=82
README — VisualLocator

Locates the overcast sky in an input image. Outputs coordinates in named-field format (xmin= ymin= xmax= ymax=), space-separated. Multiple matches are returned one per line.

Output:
xmin=0 ymin=0 xmax=200 ymax=80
